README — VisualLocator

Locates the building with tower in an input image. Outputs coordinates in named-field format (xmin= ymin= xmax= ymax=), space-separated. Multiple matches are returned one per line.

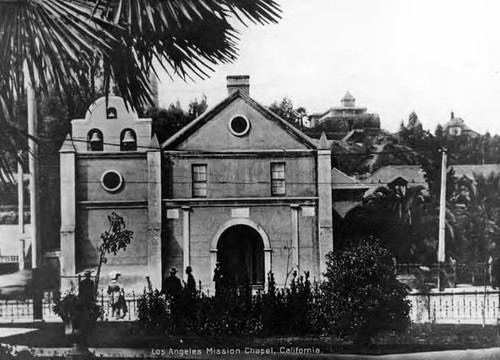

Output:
xmin=442 ymin=112 xmax=479 ymax=138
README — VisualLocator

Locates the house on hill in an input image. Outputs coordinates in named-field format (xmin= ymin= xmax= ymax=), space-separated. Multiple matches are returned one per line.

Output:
xmin=307 ymin=91 xmax=381 ymax=140
xmin=442 ymin=113 xmax=480 ymax=138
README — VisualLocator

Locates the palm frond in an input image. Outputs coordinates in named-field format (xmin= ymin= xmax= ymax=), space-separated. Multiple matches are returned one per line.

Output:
xmin=0 ymin=0 xmax=282 ymax=176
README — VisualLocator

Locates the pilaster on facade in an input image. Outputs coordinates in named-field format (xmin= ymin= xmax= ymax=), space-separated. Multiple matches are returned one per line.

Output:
xmin=182 ymin=206 xmax=191 ymax=282
xmin=59 ymin=135 xmax=77 ymax=292
xmin=147 ymin=134 xmax=162 ymax=289
xmin=290 ymin=204 xmax=300 ymax=271
xmin=317 ymin=133 xmax=333 ymax=277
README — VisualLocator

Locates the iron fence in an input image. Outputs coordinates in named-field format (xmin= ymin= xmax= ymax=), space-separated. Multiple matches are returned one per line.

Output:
xmin=408 ymin=290 xmax=500 ymax=324
xmin=2 ymin=288 xmax=500 ymax=325
xmin=397 ymin=262 xmax=492 ymax=286
xmin=0 ymin=290 xmax=141 ymax=322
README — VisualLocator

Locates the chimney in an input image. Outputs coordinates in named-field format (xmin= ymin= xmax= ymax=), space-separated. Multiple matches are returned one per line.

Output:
xmin=227 ymin=75 xmax=250 ymax=96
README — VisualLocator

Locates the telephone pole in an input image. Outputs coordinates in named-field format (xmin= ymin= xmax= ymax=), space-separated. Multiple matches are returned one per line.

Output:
xmin=27 ymin=78 xmax=43 ymax=320
xmin=437 ymin=148 xmax=447 ymax=291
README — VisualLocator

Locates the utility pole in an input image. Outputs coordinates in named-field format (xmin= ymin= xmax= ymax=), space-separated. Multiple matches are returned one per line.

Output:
xmin=17 ymin=152 xmax=25 ymax=271
xmin=27 ymin=79 xmax=43 ymax=320
xmin=437 ymin=148 xmax=447 ymax=291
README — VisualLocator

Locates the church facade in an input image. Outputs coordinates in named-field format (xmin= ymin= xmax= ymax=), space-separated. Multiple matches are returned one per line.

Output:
xmin=59 ymin=76 xmax=334 ymax=293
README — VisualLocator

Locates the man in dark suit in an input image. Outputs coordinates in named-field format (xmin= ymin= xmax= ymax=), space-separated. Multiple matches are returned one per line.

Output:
xmin=163 ymin=267 xmax=182 ymax=298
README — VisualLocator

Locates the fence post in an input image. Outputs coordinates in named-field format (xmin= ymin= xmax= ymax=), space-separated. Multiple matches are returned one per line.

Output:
xmin=101 ymin=289 xmax=105 ymax=320
xmin=427 ymin=293 xmax=431 ymax=322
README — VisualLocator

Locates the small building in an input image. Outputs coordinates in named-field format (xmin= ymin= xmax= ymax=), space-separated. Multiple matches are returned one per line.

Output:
xmin=442 ymin=112 xmax=479 ymax=138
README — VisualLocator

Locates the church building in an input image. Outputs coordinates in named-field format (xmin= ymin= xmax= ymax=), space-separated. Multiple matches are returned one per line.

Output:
xmin=59 ymin=76 xmax=334 ymax=293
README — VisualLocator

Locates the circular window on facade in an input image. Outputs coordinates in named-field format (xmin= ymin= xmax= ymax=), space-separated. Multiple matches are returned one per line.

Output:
xmin=229 ymin=115 xmax=250 ymax=136
xmin=101 ymin=170 xmax=124 ymax=193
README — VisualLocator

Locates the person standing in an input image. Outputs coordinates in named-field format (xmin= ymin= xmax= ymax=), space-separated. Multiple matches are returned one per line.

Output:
xmin=78 ymin=269 xmax=95 ymax=337
xmin=185 ymin=266 xmax=196 ymax=296
xmin=163 ymin=267 xmax=183 ymax=298
xmin=107 ymin=271 xmax=127 ymax=319
xmin=213 ymin=262 xmax=223 ymax=295
xmin=79 ymin=269 xmax=95 ymax=305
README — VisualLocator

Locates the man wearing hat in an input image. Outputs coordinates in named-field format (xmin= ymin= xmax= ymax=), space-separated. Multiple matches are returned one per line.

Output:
xmin=163 ymin=267 xmax=182 ymax=298
xmin=79 ymin=269 xmax=95 ymax=305
xmin=78 ymin=269 xmax=95 ymax=337
xmin=185 ymin=266 xmax=196 ymax=296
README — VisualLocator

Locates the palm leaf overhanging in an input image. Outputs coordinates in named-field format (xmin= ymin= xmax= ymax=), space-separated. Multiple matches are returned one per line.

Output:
xmin=0 ymin=0 xmax=281 ymax=178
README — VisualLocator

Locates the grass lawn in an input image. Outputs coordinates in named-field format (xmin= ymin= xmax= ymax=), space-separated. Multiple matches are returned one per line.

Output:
xmin=0 ymin=322 xmax=498 ymax=355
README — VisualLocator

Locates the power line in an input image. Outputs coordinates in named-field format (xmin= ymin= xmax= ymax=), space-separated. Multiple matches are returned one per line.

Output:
xmin=46 ymin=136 xmax=442 ymax=157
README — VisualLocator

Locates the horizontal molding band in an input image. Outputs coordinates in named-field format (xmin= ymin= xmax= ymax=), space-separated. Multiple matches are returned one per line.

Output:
xmin=78 ymin=200 xmax=148 ymax=209
xmin=77 ymin=152 xmax=147 ymax=159
xmin=163 ymin=149 xmax=316 ymax=159
xmin=163 ymin=197 xmax=318 ymax=208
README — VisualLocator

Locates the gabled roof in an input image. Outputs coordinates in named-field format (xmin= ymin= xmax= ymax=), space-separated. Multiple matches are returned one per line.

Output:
xmin=364 ymin=165 xmax=427 ymax=185
xmin=332 ymin=168 xmax=368 ymax=191
xmin=162 ymin=91 xmax=317 ymax=149
xmin=362 ymin=165 xmax=427 ymax=196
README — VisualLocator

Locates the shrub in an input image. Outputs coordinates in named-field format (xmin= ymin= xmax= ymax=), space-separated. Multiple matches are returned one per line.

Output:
xmin=137 ymin=271 xmax=320 ymax=337
xmin=321 ymin=240 xmax=410 ymax=345
xmin=137 ymin=277 xmax=169 ymax=333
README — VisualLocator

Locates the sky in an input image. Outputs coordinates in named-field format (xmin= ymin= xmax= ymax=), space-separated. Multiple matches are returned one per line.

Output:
xmin=158 ymin=0 xmax=500 ymax=135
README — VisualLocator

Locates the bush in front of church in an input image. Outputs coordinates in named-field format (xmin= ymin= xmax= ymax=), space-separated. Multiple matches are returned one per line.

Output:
xmin=319 ymin=239 xmax=411 ymax=345
xmin=137 ymin=272 xmax=320 ymax=336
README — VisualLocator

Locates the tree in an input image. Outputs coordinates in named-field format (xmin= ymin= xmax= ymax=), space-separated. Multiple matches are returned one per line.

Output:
xmin=148 ymin=98 xmax=206 ymax=144
xmin=187 ymin=95 xmax=208 ymax=121
xmin=320 ymin=240 xmax=410 ymax=345
xmin=94 ymin=212 xmax=134 ymax=299
xmin=338 ymin=185 xmax=432 ymax=262
xmin=0 ymin=0 xmax=281 ymax=179
xmin=268 ymin=97 xmax=306 ymax=129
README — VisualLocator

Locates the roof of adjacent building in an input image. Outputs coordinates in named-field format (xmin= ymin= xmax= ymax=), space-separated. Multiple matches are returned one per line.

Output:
xmin=362 ymin=164 xmax=500 ymax=195
xmin=452 ymin=164 xmax=500 ymax=180
xmin=362 ymin=165 xmax=427 ymax=196
xmin=364 ymin=165 xmax=427 ymax=186
xmin=331 ymin=168 xmax=368 ymax=191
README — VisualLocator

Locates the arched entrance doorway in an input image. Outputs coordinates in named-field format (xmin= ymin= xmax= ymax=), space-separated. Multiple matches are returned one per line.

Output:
xmin=217 ymin=225 xmax=264 ymax=287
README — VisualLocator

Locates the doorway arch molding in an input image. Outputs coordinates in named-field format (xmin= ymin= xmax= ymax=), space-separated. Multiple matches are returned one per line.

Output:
xmin=210 ymin=218 xmax=272 ymax=288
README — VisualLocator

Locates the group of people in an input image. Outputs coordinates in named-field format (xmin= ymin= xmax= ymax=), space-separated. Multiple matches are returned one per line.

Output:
xmin=78 ymin=269 xmax=128 ymax=319
xmin=162 ymin=266 xmax=197 ymax=298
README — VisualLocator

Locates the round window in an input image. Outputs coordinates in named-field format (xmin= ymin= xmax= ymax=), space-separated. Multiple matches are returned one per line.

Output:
xmin=229 ymin=116 xmax=250 ymax=136
xmin=101 ymin=170 xmax=123 ymax=193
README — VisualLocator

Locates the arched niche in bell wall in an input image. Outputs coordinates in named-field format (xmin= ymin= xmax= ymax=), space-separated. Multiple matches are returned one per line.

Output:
xmin=120 ymin=128 xmax=137 ymax=151
xmin=87 ymin=129 xmax=104 ymax=151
